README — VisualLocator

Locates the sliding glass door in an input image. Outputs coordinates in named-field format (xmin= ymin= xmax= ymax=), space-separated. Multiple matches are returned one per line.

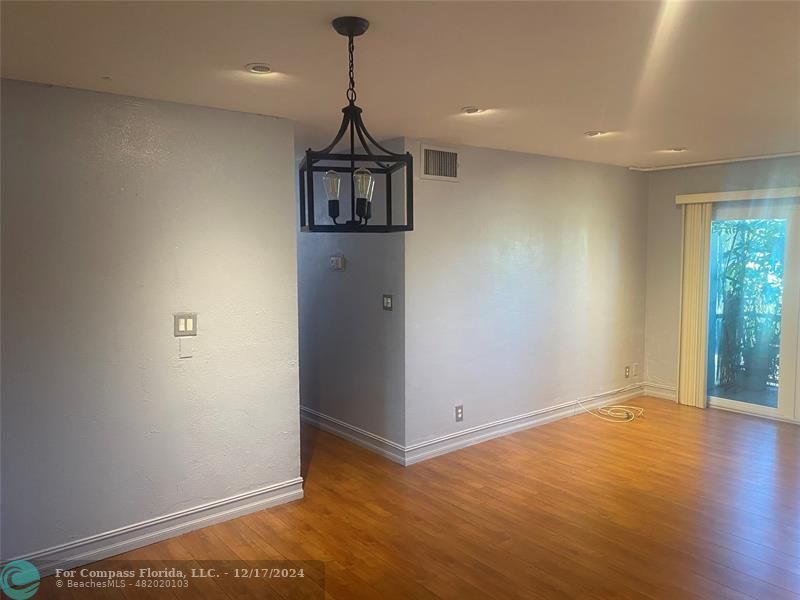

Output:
xmin=707 ymin=200 xmax=800 ymax=420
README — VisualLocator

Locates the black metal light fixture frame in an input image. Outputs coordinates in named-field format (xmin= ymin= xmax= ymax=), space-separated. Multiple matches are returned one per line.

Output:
xmin=299 ymin=16 xmax=414 ymax=233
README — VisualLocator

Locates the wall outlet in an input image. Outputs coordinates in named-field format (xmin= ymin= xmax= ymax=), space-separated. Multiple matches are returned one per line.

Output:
xmin=455 ymin=405 xmax=464 ymax=422
xmin=625 ymin=366 xmax=631 ymax=378
xmin=382 ymin=294 xmax=393 ymax=311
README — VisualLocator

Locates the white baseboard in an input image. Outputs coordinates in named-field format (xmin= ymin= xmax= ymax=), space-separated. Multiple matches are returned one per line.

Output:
xmin=9 ymin=477 xmax=304 ymax=577
xmin=404 ymin=384 xmax=644 ymax=465
xmin=302 ymin=384 xmax=646 ymax=467
xmin=643 ymin=382 xmax=677 ymax=401
xmin=300 ymin=406 xmax=406 ymax=465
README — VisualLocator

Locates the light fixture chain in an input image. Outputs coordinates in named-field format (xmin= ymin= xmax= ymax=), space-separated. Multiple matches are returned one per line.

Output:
xmin=347 ymin=35 xmax=357 ymax=103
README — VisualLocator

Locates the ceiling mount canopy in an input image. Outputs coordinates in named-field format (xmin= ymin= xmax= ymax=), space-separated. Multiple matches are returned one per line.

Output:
xmin=299 ymin=16 xmax=414 ymax=233
xmin=331 ymin=16 xmax=370 ymax=38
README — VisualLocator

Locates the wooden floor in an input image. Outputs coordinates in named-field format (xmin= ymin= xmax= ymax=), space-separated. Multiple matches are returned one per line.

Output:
xmin=39 ymin=397 xmax=800 ymax=599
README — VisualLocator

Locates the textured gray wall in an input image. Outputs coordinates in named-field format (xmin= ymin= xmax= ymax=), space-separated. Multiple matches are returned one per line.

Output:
xmin=1 ymin=80 xmax=300 ymax=558
xmin=297 ymin=139 xmax=407 ymax=445
xmin=298 ymin=137 xmax=649 ymax=449
xmin=403 ymin=140 xmax=648 ymax=445
xmin=298 ymin=233 xmax=405 ymax=444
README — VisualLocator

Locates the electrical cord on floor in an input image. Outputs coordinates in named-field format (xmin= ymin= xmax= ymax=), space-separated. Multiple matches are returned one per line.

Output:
xmin=574 ymin=384 xmax=645 ymax=423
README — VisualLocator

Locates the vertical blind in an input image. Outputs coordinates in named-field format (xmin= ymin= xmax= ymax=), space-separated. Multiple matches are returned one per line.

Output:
xmin=677 ymin=203 xmax=712 ymax=408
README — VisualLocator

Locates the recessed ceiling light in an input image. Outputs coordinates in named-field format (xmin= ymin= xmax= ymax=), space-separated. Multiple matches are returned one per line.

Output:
xmin=584 ymin=130 xmax=612 ymax=138
xmin=461 ymin=106 xmax=486 ymax=115
xmin=664 ymin=146 xmax=687 ymax=153
xmin=245 ymin=63 xmax=273 ymax=75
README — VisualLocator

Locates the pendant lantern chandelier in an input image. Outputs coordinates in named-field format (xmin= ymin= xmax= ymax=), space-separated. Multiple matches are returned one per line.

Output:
xmin=299 ymin=16 xmax=414 ymax=233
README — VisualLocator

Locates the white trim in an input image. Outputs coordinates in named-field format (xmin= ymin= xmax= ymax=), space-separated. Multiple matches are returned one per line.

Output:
xmin=643 ymin=382 xmax=678 ymax=401
xmin=709 ymin=399 xmax=800 ymax=425
xmin=675 ymin=186 xmax=800 ymax=205
xmin=629 ymin=151 xmax=800 ymax=172
xmin=299 ymin=406 xmax=406 ymax=465
xmin=7 ymin=477 xmax=304 ymax=577
xmin=709 ymin=395 xmax=783 ymax=418
xmin=302 ymin=385 xmax=647 ymax=467
xmin=403 ymin=385 xmax=644 ymax=465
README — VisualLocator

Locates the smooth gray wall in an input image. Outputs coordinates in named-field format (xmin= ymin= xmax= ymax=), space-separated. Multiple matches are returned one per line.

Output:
xmin=1 ymin=80 xmax=301 ymax=558
xmin=643 ymin=156 xmax=800 ymax=390
xmin=403 ymin=140 xmax=648 ymax=445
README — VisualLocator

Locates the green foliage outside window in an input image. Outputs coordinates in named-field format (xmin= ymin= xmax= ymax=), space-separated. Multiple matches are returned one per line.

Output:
xmin=709 ymin=219 xmax=785 ymax=392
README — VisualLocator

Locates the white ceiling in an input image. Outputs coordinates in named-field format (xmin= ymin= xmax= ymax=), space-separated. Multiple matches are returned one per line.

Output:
xmin=2 ymin=1 xmax=799 ymax=168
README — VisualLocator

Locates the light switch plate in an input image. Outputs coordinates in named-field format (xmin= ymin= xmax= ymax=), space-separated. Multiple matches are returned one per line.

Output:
xmin=174 ymin=312 xmax=198 ymax=337
xmin=329 ymin=255 xmax=346 ymax=271
xmin=178 ymin=337 xmax=193 ymax=359
xmin=382 ymin=294 xmax=393 ymax=311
